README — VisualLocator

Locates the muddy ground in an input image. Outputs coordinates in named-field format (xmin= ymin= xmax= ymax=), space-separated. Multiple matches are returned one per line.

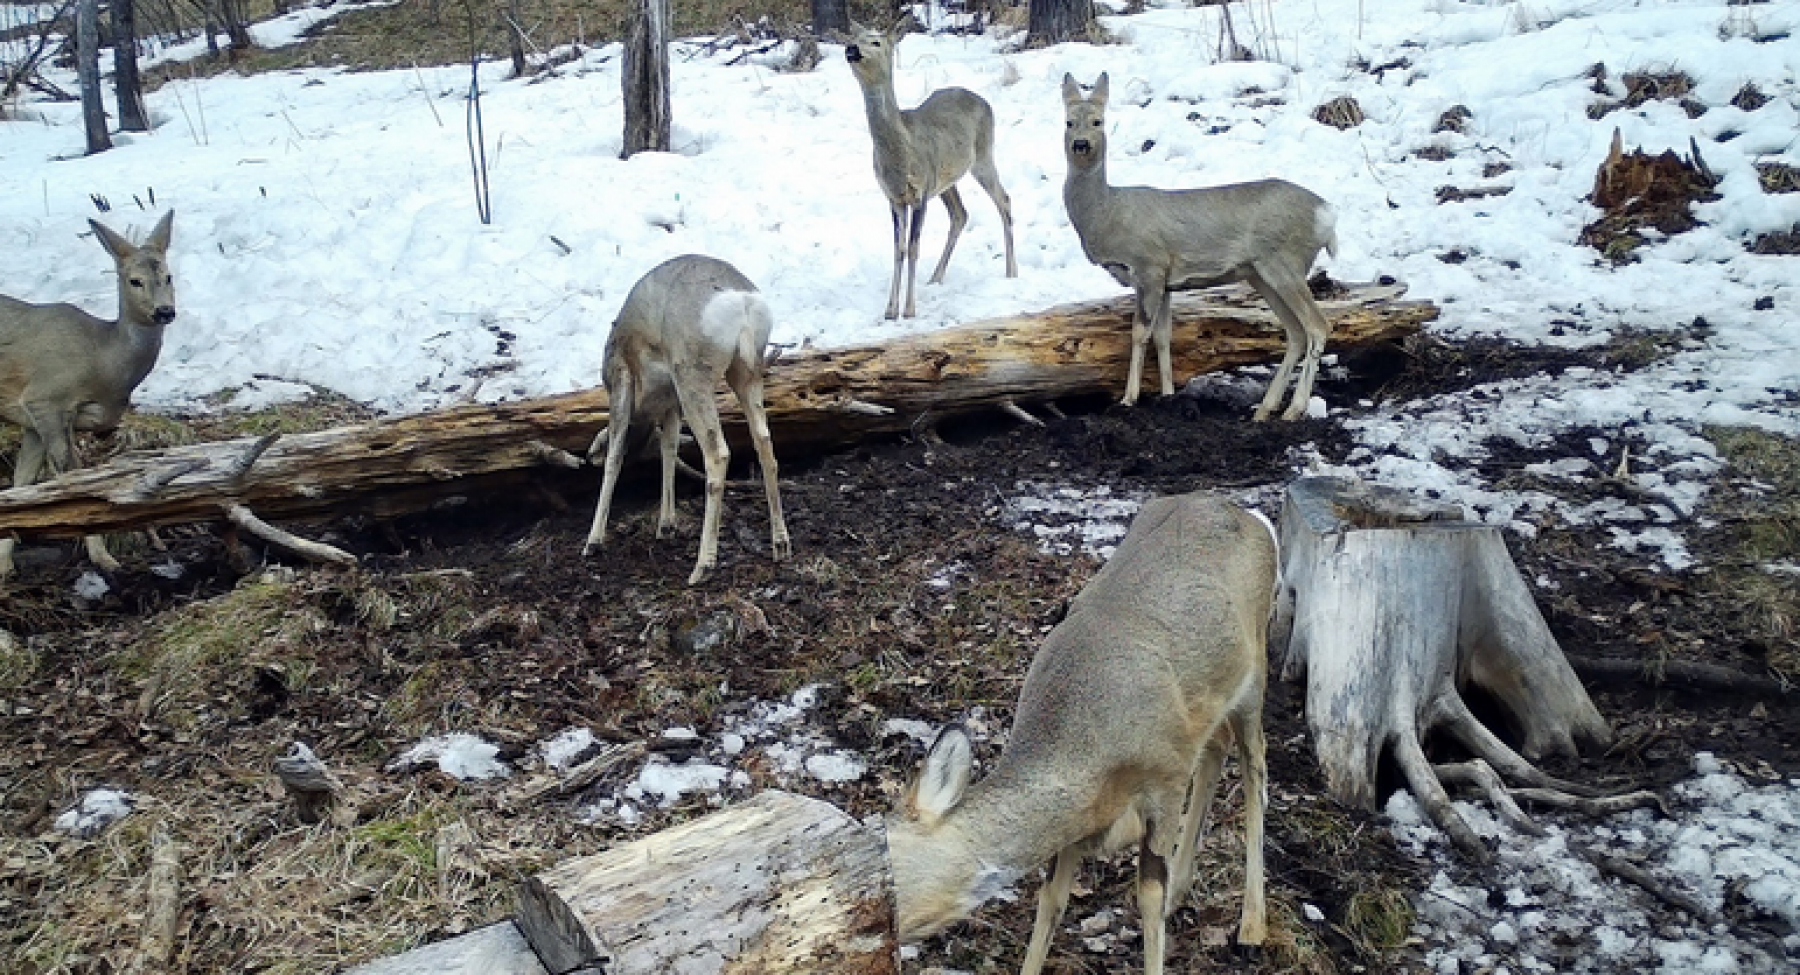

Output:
xmin=1 ymin=336 xmax=1796 ymax=974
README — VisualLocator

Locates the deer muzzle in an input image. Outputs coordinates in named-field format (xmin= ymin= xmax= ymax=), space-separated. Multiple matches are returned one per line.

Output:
xmin=152 ymin=306 xmax=176 ymax=325
xmin=1070 ymin=139 xmax=1093 ymax=156
xmin=845 ymin=44 xmax=863 ymax=63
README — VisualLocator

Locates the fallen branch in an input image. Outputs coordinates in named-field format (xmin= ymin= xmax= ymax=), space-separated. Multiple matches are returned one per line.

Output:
xmin=125 ymin=821 xmax=183 ymax=975
xmin=223 ymin=504 xmax=357 ymax=566
xmin=1569 ymin=655 xmax=1792 ymax=697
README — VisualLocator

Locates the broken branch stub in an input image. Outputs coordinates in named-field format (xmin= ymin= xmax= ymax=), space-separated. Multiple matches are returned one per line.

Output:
xmin=1278 ymin=476 xmax=1615 ymax=861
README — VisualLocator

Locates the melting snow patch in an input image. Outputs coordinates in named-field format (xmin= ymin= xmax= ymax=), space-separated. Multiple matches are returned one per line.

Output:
xmin=539 ymin=727 xmax=598 ymax=771
xmin=71 ymin=572 xmax=110 ymax=601
xmin=53 ymin=788 xmax=134 ymax=838
xmin=1393 ymin=753 xmax=1800 ymax=973
xmin=391 ymin=733 xmax=510 ymax=780
xmin=805 ymin=751 xmax=867 ymax=784
xmin=1002 ymin=482 xmax=1146 ymax=558
xmin=631 ymin=761 xmax=731 ymax=806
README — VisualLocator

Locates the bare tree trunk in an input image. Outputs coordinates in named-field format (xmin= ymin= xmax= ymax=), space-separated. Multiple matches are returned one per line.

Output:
xmin=112 ymin=0 xmax=149 ymax=132
xmin=811 ymin=0 xmax=849 ymax=37
xmin=504 ymin=0 xmax=527 ymax=76
xmin=76 ymin=0 xmax=112 ymax=154
xmin=1026 ymin=0 xmax=1094 ymax=47
xmin=621 ymin=0 xmax=669 ymax=157
xmin=217 ymin=0 xmax=252 ymax=51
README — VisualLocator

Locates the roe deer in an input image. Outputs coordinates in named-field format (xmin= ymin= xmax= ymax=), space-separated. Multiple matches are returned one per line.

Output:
xmin=1061 ymin=72 xmax=1338 ymax=420
xmin=582 ymin=255 xmax=790 ymax=586
xmin=845 ymin=22 xmax=1017 ymax=320
xmin=0 ymin=212 xmax=176 ymax=579
xmin=886 ymin=492 xmax=1274 ymax=974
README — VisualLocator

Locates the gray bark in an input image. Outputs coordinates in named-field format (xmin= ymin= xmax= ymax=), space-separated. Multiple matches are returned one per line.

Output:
xmin=340 ymin=922 xmax=549 ymax=975
xmin=1278 ymin=476 xmax=1615 ymax=862
xmin=77 ymin=0 xmax=111 ymax=154
xmin=1026 ymin=0 xmax=1095 ymax=47
xmin=112 ymin=0 xmax=149 ymax=132
xmin=621 ymin=0 xmax=670 ymax=157
xmin=811 ymin=0 xmax=849 ymax=36
xmin=516 ymin=790 xmax=897 ymax=974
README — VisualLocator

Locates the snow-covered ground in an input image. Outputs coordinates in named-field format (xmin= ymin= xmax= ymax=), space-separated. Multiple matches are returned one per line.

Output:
xmin=15 ymin=0 xmax=1800 ymax=970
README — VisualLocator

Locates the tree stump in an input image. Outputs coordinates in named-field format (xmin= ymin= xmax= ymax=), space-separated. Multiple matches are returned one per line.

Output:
xmin=516 ymin=790 xmax=896 ymax=974
xmin=340 ymin=921 xmax=549 ymax=975
xmin=1277 ymin=476 xmax=1619 ymax=862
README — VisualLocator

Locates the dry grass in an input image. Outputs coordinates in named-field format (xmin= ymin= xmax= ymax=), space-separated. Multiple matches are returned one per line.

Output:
xmin=1699 ymin=426 xmax=1800 ymax=682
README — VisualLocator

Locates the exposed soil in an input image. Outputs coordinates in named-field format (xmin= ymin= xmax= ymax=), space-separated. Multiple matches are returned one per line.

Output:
xmin=2 ymin=336 xmax=1796 ymax=974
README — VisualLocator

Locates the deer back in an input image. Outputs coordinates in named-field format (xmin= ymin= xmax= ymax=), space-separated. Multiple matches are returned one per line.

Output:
xmin=604 ymin=255 xmax=767 ymax=415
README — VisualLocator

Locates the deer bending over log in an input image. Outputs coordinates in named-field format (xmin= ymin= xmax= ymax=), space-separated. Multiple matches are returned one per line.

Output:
xmin=846 ymin=22 xmax=1017 ymax=320
xmin=0 ymin=212 xmax=177 ymax=580
xmin=1062 ymin=73 xmax=1338 ymax=419
xmin=887 ymin=492 xmax=1272 ymax=974
xmin=583 ymin=255 xmax=790 ymax=586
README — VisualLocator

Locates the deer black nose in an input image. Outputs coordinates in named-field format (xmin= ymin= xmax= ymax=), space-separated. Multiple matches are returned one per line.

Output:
xmin=845 ymin=45 xmax=862 ymax=62
xmin=153 ymin=306 xmax=176 ymax=325
xmin=1071 ymin=139 xmax=1092 ymax=154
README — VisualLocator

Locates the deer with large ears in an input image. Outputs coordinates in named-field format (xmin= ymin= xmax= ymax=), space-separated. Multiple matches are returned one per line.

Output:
xmin=0 ymin=212 xmax=176 ymax=580
xmin=582 ymin=254 xmax=790 ymax=586
xmin=1061 ymin=72 xmax=1338 ymax=420
xmin=844 ymin=20 xmax=1017 ymax=319
xmin=886 ymin=492 xmax=1274 ymax=974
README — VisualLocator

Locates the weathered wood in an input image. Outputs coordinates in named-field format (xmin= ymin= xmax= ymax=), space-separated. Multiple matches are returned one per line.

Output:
xmin=1279 ymin=476 xmax=1614 ymax=862
xmin=0 ymin=286 xmax=1433 ymax=540
xmin=340 ymin=920 xmax=551 ymax=975
xmin=515 ymin=790 xmax=896 ymax=974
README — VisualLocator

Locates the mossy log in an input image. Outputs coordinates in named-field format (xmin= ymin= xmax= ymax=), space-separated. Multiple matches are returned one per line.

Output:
xmin=0 ymin=284 xmax=1434 ymax=540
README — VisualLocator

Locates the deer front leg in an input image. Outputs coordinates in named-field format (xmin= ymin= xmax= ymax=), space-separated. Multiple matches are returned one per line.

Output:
xmin=926 ymin=186 xmax=967 ymax=285
xmin=0 ymin=429 xmax=47 ymax=580
xmin=901 ymin=204 xmax=927 ymax=319
xmin=1137 ymin=819 xmax=1172 ymax=975
xmin=654 ymin=407 xmax=682 ymax=538
xmin=1233 ymin=707 xmax=1270 ymax=949
xmin=583 ymin=376 xmax=636 ymax=556
xmin=1020 ymin=846 xmax=1081 ymax=975
xmin=1152 ymin=285 xmax=1176 ymax=397
xmin=1247 ymin=265 xmax=1317 ymax=422
xmin=1122 ymin=288 xmax=1150 ymax=406
xmin=885 ymin=203 xmax=908 ymax=320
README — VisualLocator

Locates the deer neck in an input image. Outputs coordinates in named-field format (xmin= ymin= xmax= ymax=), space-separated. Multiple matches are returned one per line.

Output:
xmin=1062 ymin=155 xmax=1113 ymax=232
xmin=856 ymin=77 xmax=920 ymax=179
xmin=101 ymin=307 xmax=168 ymax=404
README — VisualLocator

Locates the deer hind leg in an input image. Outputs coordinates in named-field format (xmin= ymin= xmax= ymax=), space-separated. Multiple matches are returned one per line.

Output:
xmin=726 ymin=358 xmax=790 ymax=563
xmin=672 ymin=368 xmax=729 ymax=585
xmin=653 ymin=404 xmax=683 ymax=539
xmin=1229 ymin=701 xmax=1269 ymax=948
xmin=970 ymin=152 xmax=1017 ymax=278
xmin=927 ymin=186 xmax=967 ymax=286
xmin=1137 ymin=816 xmax=1174 ymax=975
xmin=1020 ymin=845 xmax=1082 ymax=975
xmin=583 ymin=372 xmax=636 ymax=556
xmin=901 ymin=204 xmax=928 ymax=319
xmin=0 ymin=429 xmax=48 ymax=579
xmin=1248 ymin=262 xmax=1330 ymax=422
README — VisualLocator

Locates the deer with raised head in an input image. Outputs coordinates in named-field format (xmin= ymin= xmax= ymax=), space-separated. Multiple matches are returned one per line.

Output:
xmin=845 ymin=21 xmax=1017 ymax=320
xmin=0 ymin=212 xmax=176 ymax=580
xmin=886 ymin=491 xmax=1274 ymax=974
xmin=1061 ymin=72 xmax=1338 ymax=420
xmin=582 ymin=255 xmax=790 ymax=586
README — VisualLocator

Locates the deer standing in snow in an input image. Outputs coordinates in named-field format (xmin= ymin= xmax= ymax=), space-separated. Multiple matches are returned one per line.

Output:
xmin=582 ymin=255 xmax=790 ymax=586
xmin=0 ymin=212 xmax=176 ymax=579
xmin=886 ymin=492 xmax=1273 ymax=974
xmin=1062 ymin=72 xmax=1338 ymax=420
xmin=845 ymin=22 xmax=1017 ymax=319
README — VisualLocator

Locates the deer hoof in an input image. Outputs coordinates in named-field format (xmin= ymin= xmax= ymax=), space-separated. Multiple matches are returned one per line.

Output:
xmin=772 ymin=537 xmax=793 ymax=562
xmin=686 ymin=564 xmax=715 ymax=586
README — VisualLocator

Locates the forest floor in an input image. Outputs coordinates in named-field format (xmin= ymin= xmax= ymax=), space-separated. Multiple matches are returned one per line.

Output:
xmin=2 ymin=332 xmax=1796 ymax=974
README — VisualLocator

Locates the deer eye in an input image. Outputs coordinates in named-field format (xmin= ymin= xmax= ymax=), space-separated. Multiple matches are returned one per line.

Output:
xmin=129 ymin=278 xmax=145 ymax=287
xmin=1091 ymin=119 xmax=1101 ymax=127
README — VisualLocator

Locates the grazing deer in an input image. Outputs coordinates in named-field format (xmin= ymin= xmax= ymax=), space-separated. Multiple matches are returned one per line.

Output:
xmin=845 ymin=22 xmax=1017 ymax=320
xmin=0 ymin=212 xmax=177 ymax=580
xmin=582 ymin=255 xmax=790 ymax=586
xmin=886 ymin=492 xmax=1273 ymax=974
xmin=1061 ymin=72 xmax=1338 ymax=420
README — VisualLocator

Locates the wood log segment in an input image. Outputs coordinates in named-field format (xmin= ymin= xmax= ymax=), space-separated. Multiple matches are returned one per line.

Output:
xmin=0 ymin=285 xmax=1434 ymax=540
xmin=515 ymin=789 xmax=896 ymax=974
xmin=1278 ymin=476 xmax=1616 ymax=862
xmin=339 ymin=920 xmax=551 ymax=975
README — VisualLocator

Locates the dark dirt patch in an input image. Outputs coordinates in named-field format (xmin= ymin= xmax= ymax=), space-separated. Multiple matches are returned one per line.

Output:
xmin=2 ymin=335 xmax=1795 ymax=973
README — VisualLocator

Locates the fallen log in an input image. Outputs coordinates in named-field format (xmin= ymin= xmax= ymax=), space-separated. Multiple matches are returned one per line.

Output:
xmin=515 ymin=789 xmax=896 ymax=974
xmin=340 ymin=920 xmax=550 ymax=975
xmin=0 ymin=284 xmax=1433 ymax=540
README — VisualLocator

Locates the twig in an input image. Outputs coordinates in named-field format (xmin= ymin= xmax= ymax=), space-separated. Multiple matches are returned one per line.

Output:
xmin=222 ymin=503 xmax=356 ymax=566
xmin=527 ymin=439 xmax=582 ymax=469
xmin=1568 ymin=841 xmax=1715 ymax=922
xmin=126 ymin=821 xmax=182 ymax=975
xmin=1569 ymin=655 xmax=1791 ymax=697
xmin=226 ymin=433 xmax=280 ymax=481
xmin=129 ymin=458 xmax=207 ymax=500
xmin=998 ymin=398 xmax=1044 ymax=427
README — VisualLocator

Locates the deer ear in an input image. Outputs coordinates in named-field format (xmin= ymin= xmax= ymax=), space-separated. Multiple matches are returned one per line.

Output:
xmin=1093 ymin=72 xmax=1110 ymax=106
xmin=145 ymin=211 xmax=174 ymax=253
xmin=1062 ymin=73 xmax=1083 ymax=107
xmin=89 ymin=220 xmax=134 ymax=259
xmin=910 ymin=725 xmax=972 ymax=824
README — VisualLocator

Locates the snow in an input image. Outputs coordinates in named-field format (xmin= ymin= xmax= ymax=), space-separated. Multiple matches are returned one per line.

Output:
xmin=389 ymin=732 xmax=510 ymax=780
xmin=9 ymin=0 xmax=1800 ymax=967
xmin=52 ymin=788 xmax=134 ymax=838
